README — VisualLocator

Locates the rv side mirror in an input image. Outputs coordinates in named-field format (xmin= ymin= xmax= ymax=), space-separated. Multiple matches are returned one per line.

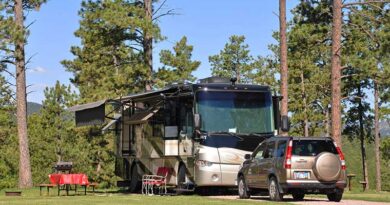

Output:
xmin=244 ymin=154 xmax=251 ymax=160
xmin=281 ymin=115 xmax=290 ymax=132
xmin=194 ymin=114 xmax=201 ymax=130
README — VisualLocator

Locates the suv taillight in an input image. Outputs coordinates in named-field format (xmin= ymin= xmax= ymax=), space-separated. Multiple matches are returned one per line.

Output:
xmin=333 ymin=142 xmax=346 ymax=170
xmin=284 ymin=139 xmax=293 ymax=169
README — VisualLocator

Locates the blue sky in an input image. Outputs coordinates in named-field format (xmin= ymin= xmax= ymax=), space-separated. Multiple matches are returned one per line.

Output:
xmin=24 ymin=0 xmax=299 ymax=103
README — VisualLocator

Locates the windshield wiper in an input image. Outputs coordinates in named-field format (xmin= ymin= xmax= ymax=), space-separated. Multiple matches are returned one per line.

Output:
xmin=243 ymin=132 xmax=274 ymax=137
xmin=209 ymin=131 xmax=243 ymax=140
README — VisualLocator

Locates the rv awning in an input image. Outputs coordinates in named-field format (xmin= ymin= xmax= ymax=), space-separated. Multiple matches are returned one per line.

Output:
xmin=68 ymin=100 xmax=106 ymax=112
xmin=102 ymin=114 xmax=121 ymax=133
xmin=127 ymin=109 xmax=159 ymax=124
xmin=68 ymin=100 xmax=107 ymax=127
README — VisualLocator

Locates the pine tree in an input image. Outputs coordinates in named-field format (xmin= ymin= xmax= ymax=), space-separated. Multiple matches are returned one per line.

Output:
xmin=156 ymin=36 xmax=200 ymax=87
xmin=0 ymin=74 xmax=18 ymax=189
xmin=279 ymin=0 xmax=289 ymax=136
xmin=271 ymin=0 xmax=333 ymax=137
xmin=62 ymin=0 xmax=169 ymax=98
xmin=343 ymin=2 xmax=390 ymax=191
xmin=209 ymin=35 xmax=254 ymax=83
xmin=62 ymin=0 xmax=145 ymax=100
xmin=0 ymin=0 xmax=47 ymax=188
xmin=28 ymin=82 xmax=100 ymax=185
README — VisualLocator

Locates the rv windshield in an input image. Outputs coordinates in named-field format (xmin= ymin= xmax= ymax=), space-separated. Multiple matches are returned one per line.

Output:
xmin=196 ymin=91 xmax=274 ymax=134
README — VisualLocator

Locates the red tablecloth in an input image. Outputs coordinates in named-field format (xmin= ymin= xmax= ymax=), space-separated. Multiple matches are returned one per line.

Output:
xmin=49 ymin=174 xmax=89 ymax=185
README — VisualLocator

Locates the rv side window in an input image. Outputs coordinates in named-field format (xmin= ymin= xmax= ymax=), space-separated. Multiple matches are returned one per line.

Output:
xmin=151 ymin=108 xmax=164 ymax=137
xmin=179 ymin=97 xmax=194 ymax=138
xmin=164 ymin=100 xmax=177 ymax=126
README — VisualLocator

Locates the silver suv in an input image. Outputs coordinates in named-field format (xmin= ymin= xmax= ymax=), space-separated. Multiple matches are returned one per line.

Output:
xmin=237 ymin=137 xmax=347 ymax=202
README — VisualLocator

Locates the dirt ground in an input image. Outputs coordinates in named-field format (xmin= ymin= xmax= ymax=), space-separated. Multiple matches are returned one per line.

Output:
xmin=209 ymin=195 xmax=390 ymax=205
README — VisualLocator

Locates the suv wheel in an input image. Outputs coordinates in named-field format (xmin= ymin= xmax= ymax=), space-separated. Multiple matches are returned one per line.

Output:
xmin=327 ymin=189 xmax=343 ymax=202
xmin=292 ymin=193 xmax=305 ymax=201
xmin=268 ymin=177 xmax=283 ymax=201
xmin=238 ymin=175 xmax=250 ymax=199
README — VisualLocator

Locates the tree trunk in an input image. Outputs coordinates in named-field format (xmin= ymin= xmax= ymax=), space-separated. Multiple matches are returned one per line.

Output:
xmin=301 ymin=72 xmax=309 ymax=137
xmin=374 ymin=80 xmax=381 ymax=192
xmin=279 ymin=0 xmax=288 ymax=136
xmin=357 ymin=85 xmax=369 ymax=191
xmin=330 ymin=0 xmax=342 ymax=147
xmin=144 ymin=0 xmax=153 ymax=91
xmin=14 ymin=0 xmax=33 ymax=188
xmin=56 ymin=111 xmax=62 ymax=163
xmin=325 ymin=106 xmax=330 ymax=137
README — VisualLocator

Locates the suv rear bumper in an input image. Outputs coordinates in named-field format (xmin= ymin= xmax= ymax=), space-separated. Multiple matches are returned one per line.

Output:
xmin=280 ymin=180 xmax=346 ymax=194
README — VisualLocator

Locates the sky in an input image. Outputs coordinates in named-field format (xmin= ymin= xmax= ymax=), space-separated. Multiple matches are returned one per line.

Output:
xmin=24 ymin=0 xmax=299 ymax=103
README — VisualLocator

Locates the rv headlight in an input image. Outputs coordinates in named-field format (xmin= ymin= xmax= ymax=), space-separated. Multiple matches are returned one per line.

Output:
xmin=196 ymin=160 xmax=213 ymax=167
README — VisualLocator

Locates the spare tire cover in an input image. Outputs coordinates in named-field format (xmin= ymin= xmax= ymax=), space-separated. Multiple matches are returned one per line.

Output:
xmin=313 ymin=152 xmax=341 ymax=182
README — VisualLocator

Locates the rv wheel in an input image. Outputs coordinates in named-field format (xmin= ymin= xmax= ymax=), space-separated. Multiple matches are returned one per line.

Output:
xmin=129 ymin=165 xmax=141 ymax=193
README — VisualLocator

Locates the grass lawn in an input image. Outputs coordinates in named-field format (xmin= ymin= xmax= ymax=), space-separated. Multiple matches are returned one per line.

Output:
xmin=1 ymin=188 xmax=389 ymax=204
xmin=305 ymin=190 xmax=390 ymax=203
xmin=0 ymin=188 xmax=288 ymax=205
xmin=328 ymin=190 xmax=390 ymax=202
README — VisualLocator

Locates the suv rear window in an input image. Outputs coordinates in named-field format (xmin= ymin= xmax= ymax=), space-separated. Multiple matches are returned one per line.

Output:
xmin=292 ymin=140 xmax=337 ymax=156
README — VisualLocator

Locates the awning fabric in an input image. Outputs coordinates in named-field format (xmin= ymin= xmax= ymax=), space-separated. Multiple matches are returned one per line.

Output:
xmin=68 ymin=100 xmax=106 ymax=112
xmin=127 ymin=109 xmax=159 ymax=124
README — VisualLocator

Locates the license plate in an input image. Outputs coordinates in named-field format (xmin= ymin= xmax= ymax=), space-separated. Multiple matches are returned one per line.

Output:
xmin=294 ymin=171 xmax=310 ymax=179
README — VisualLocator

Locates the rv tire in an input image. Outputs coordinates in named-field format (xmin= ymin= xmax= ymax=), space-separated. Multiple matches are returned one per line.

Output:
xmin=176 ymin=165 xmax=187 ymax=195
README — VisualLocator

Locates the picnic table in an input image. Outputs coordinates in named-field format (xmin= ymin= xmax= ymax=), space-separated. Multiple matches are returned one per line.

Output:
xmin=49 ymin=173 xmax=89 ymax=195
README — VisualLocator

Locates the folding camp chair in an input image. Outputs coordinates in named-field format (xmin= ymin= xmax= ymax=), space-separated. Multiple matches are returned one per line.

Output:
xmin=142 ymin=167 xmax=170 ymax=195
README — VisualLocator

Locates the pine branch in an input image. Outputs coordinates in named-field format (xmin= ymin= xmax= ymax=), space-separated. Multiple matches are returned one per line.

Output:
xmin=25 ymin=53 xmax=37 ymax=66
xmin=348 ymin=22 xmax=380 ymax=48
xmin=272 ymin=11 xmax=279 ymax=18
xmin=0 ymin=47 xmax=15 ymax=54
xmin=342 ymin=95 xmax=364 ymax=101
xmin=349 ymin=7 xmax=383 ymax=23
xmin=26 ymin=90 xmax=35 ymax=96
xmin=152 ymin=0 xmax=167 ymax=16
xmin=152 ymin=9 xmax=176 ymax=21
xmin=343 ymin=0 xmax=390 ymax=7
xmin=366 ymin=2 xmax=386 ymax=10
xmin=25 ymin=20 xmax=36 ymax=29
xmin=3 ymin=77 xmax=16 ymax=87
xmin=0 ymin=59 xmax=15 ymax=65
xmin=1 ymin=68 xmax=15 ymax=78
xmin=341 ymin=73 xmax=359 ymax=78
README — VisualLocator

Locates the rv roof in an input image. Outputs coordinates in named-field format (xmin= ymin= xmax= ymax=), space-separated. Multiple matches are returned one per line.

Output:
xmin=118 ymin=82 xmax=270 ymax=102
xmin=117 ymin=86 xmax=178 ymax=102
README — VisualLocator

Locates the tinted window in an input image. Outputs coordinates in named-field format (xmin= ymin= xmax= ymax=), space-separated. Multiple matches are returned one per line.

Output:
xmin=276 ymin=140 xmax=287 ymax=157
xmin=264 ymin=141 xmax=275 ymax=159
xmin=196 ymin=91 xmax=274 ymax=134
xmin=254 ymin=143 xmax=267 ymax=160
xmin=292 ymin=140 xmax=337 ymax=156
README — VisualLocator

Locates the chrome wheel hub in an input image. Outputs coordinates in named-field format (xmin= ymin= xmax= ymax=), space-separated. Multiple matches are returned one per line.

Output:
xmin=238 ymin=179 xmax=244 ymax=196
xmin=269 ymin=180 xmax=276 ymax=198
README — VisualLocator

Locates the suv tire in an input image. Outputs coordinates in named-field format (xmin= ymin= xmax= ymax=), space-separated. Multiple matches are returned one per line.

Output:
xmin=327 ymin=189 xmax=343 ymax=202
xmin=238 ymin=175 xmax=250 ymax=199
xmin=268 ymin=177 xmax=283 ymax=201
xmin=292 ymin=193 xmax=305 ymax=201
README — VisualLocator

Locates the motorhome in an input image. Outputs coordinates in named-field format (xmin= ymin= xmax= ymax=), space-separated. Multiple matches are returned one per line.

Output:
xmin=70 ymin=77 xmax=287 ymax=192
